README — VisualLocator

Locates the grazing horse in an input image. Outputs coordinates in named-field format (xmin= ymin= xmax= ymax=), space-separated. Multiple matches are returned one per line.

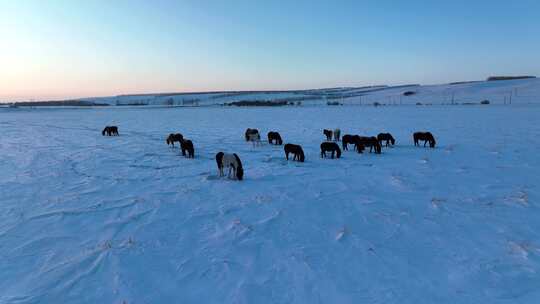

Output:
xmin=248 ymin=133 xmax=262 ymax=146
xmin=323 ymin=129 xmax=333 ymax=141
xmin=357 ymin=136 xmax=382 ymax=154
xmin=215 ymin=152 xmax=244 ymax=180
xmin=342 ymin=134 xmax=365 ymax=153
xmin=413 ymin=132 xmax=436 ymax=148
xmin=333 ymin=129 xmax=341 ymax=141
xmin=102 ymin=126 xmax=119 ymax=136
xmin=284 ymin=143 xmax=305 ymax=162
xmin=267 ymin=131 xmax=283 ymax=145
xmin=377 ymin=133 xmax=395 ymax=147
xmin=166 ymin=133 xmax=184 ymax=147
xmin=245 ymin=128 xmax=260 ymax=141
xmin=180 ymin=139 xmax=195 ymax=158
xmin=320 ymin=142 xmax=342 ymax=159
xmin=342 ymin=134 xmax=355 ymax=151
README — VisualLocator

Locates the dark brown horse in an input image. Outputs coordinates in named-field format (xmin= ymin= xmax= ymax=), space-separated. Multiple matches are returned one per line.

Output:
xmin=377 ymin=133 xmax=395 ymax=147
xmin=413 ymin=132 xmax=436 ymax=148
xmin=102 ymin=126 xmax=119 ymax=136
xmin=342 ymin=134 xmax=355 ymax=150
xmin=284 ymin=143 xmax=305 ymax=162
xmin=267 ymin=131 xmax=283 ymax=145
xmin=323 ymin=129 xmax=333 ymax=141
xmin=245 ymin=128 xmax=260 ymax=141
xmin=166 ymin=133 xmax=184 ymax=147
xmin=216 ymin=152 xmax=244 ymax=180
xmin=356 ymin=136 xmax=382 ymax=154
xmin=180 ymin=139 xmax=195 ymax=158
xmin=342 ymin=134 xmax=365 ymax=153
xmin=320 ymin=142 xmax=342 ymax=158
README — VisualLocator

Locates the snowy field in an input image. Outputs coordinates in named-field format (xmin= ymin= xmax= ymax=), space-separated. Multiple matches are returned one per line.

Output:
xmin=1 ymin=105 xmax=540 ymax=303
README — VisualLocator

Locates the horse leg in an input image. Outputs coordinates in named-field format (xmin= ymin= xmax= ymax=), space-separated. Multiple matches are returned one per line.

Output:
xmin=424 ymin=140 xmax=427 ymax=147
xmin=285 ymin=152 xmax=289 ymax=160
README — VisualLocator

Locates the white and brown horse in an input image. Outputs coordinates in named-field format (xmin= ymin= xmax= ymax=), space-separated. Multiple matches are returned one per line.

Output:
xmin=216 ymin=152 xmax=244 ymax=180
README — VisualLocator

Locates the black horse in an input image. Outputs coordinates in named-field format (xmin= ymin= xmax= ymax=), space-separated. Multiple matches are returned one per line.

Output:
xmin=284 ymin=144 xmax=305 ymax=162
xmin=377 ymin=133 xmax=395 ymax=147
xmin=102 ymin=126 xmax=119 ymax=136
xmin=216 ymin=152 xmax=244 ymax=180
xmin=357 ymin=136 xmax=382 ymax=154
xmin=267 ymin=131 xmax=283 ymax=145
xmin=166 ymin=133 xmax=184 ymax=147
xmin=180 ymin=139 xmax=195 ymax=158
xmin=245 ymin=128 xmax=260 ymax=141
xmin=413 ymin=132 xmax=436 ymax=148
xmin=320 ymin=142 xmax=342 ymax=159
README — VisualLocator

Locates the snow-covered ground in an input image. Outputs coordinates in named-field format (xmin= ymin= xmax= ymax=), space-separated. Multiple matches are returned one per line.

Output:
xmin=1 ymin=104 xmax=540 ymax=303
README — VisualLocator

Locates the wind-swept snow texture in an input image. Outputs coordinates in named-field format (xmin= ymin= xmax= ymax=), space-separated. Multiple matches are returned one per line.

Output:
xmin=1 ymin=105 xmax=540 ymax=303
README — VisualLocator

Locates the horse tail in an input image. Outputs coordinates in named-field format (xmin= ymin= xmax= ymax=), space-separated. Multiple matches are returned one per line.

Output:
xmin=102 ymin=127 xmax=107 ymax=136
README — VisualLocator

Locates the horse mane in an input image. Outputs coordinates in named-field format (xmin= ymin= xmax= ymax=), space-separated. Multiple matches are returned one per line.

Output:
xmin=215 ymin=152 xmax=224 ymax=169
xmin=233 ymin=153 xmax=243 ymax=169
xmin=233 ymin=153 xmax=244 ymax=180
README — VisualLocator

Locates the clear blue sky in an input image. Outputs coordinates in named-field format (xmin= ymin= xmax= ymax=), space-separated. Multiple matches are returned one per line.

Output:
xmin=1 ymin=0 xmax=539 ymax=100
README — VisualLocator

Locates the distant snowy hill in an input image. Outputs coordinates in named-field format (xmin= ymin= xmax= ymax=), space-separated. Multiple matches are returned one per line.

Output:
xmin=77 ymin=78 xmax=539 ymax=106
xmin=3 ymin=77 xmax=538 ymax=107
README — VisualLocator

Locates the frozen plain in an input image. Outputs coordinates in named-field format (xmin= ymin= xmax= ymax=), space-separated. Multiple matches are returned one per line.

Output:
xmin=1 ymin=104 xmax=539 ymax=303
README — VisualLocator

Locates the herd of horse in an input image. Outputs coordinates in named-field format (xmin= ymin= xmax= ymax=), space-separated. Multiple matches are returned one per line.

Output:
xmin=102 ymin=126 xmax=436 ymax=181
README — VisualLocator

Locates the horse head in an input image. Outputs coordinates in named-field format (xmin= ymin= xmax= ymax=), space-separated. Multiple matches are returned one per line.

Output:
xmin=427 ymin=132 xmax=436 ymax=148
xmin=233 ymin=153 xmax=244 ymax=180
xmin=215 ymin=152 xmax=224 ymax=169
